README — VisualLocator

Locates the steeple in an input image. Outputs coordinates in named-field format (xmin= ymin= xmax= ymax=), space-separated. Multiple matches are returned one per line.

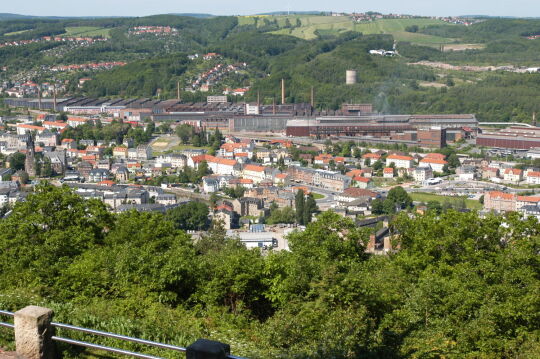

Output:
xmin=24 ymin=134 xmax=36 ymax=177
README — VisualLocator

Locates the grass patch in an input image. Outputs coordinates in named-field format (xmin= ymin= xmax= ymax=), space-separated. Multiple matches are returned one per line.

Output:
xmin=170 ymin=144 xmax=212 ymax=151
xmin=63 ymin=26 xmax=112 ymax=38
xmin=4 ymin=29 xmax=31 ymax=36
xmin=270 ymin=16 xmax=454 ymax=44
xmin=312 ymin=193 xmax=325 ymax=200
xmin=410 ymin=192 xmax=482 ymax=210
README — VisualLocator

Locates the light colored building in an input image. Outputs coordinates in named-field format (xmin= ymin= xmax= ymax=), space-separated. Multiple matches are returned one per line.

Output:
xmin=484 ymin=191 xmax=516 ymax=212
xmin=383 ymin=167 xmax=394 ymax=178
xmin=413 ymin=167 xmax=433 ymax=183
xmin=386 ymin=154 xmax=414 ymax=169
xmin=242 ymin=164 xmax=267 ymax=183
xmin=419 ymin=158 xmax=448 ymax=173
xmin=503 ymin=168 xmax=523 ymax=183
xmin=525 ymin=171 xmax=540 ymax=185
xmin=113 ymin=147 xmax=128 ymax=159
xmin=136 ymin=145 xmax=152 ymax=160
xmin=352 ymin=176 xmax=372 ymax=189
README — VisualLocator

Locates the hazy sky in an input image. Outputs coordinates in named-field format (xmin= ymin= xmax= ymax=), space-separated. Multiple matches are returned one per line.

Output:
xmin=2 ymin=0 xmax=538 ymax=18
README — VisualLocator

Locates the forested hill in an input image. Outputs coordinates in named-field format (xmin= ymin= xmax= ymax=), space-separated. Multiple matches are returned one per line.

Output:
xmin=0 ymin=184 xmax=538 ymax=358
xmin=1 ymin=15 xmax=540 ymax=121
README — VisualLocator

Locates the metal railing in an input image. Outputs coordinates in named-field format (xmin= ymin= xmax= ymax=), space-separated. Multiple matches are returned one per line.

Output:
xmin=0 ymin=310 xmax=245 ymax=359
xmin=0 ymin=310 xmax=14 ymax=329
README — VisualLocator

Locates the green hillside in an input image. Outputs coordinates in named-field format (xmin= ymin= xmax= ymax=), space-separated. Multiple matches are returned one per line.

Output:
xmin=63 ymin=26 xmax=112 ymax=38
xmin=268 ymin=16 xmax=454 ymax=45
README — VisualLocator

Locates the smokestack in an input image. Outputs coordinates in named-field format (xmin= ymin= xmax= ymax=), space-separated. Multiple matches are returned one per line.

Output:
xmin=38 ymin=87 xmax=42 ymax=110
xmin=310 ymin=86 xmax=314 ymax=108
xmin=534 ymin=112 xmax=537 ymax=127
xmin=53 ymin=84 xmax=57 ymax=111
xmin=281 ymin=78 xmax=285 ymax=105
xmin=177 ymin=81 xmax=180 ymax=101
xmin=257 ymin=91 xmax=260 ymax=107
xmin=273 ymin=97 xmax=276 ymax=115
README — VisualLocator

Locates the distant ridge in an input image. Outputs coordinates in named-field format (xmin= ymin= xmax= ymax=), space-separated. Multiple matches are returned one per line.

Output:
xmin=167 ymin=13 xmax=215 ymax=18
xmin=256 ymin=11 xmax=330 ymax=16
xmin=0 ymin=13 xmax=128 ymax=20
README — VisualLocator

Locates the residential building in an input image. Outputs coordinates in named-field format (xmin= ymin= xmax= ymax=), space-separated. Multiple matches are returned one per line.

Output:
xmin=413 ymin=166 xmax=433 ymax=183
xmin=386 ymin=154 xmax=414 ymax=169
xmin=525 ymin=171 xmax=540 ymax=185
xmin=383 ymin=167 xmax=394 ymax=178
xmin=113 ymin=147 xmax=128 ymax=159
xmin=503 ymin=168 xmax=523 ymax=183
xmin=352 ymin=176 xmax=372 ymax=189
xmin=88 ymin=168 xmax=110 ymax=183
xmin=335 ymin=188 xmax=379 ymax=203
xmin=484 ymin=191 xmax=516 ymax=212
xmin=242 ymin=164 xmax=267 ymax=183
xmin=419 ymin=158 xmax=448 ymax=173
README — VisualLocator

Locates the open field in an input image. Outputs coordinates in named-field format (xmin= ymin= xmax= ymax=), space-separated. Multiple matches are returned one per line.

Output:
xmin=443 ymin=43 xmax=486 ymax=51
xmin=63 ymin=26 xmax=112 ymax=38
xmin=268 ymin=16 xmax=456 ymax=45
xmin=4 ymin=29 xmax=31 ymax=36
xmin=410 ymin=192 xmax=482 ymax=210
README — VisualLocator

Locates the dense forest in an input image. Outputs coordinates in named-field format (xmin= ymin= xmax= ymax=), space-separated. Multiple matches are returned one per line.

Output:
xmin=0 ymin=184 xmax=538 ymax=358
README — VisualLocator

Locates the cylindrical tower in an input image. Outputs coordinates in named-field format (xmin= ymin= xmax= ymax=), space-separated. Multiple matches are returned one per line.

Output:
xmin=346 ymin=70 xmax=357 ymax=85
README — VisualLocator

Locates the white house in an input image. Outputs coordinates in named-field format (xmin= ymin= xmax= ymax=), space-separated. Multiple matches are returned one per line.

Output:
xmin=386 ymin=154 xmax=414 ymax=169
xmin=503 ymin=168 xmax=523 ymax=183
xmin=242 ymin=164 xmax=266 ymax=183
xmin=526 ymin=171 xmax=540 ymax=185
xmin=419 ymin=158 xmax=448 ymax=173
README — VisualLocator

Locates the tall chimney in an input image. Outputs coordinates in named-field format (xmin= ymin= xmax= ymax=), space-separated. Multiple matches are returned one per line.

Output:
xmin=310 ymin=86 xmax=314 ymax=108
xmin=281 ymin=79 xmax=285 ymax=105
xmin=257 ymin=91 xmax=260 ymax=107
xmin=534 ymin=112 xmax=537 ymax=127
xmin=177 ymin=81 xmax=180 ymax=101
xmin=38 ymin=87 xmax=42 ymax=110
xmin=273 ymin=97 xmax=276 ymax=115
xmin=53 ymin=84 xmax=57 ymax=111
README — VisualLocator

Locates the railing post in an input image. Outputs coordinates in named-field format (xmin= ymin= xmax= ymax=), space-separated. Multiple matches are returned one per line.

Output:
xmin=186 ymin=339 xmax=230 ymax=359
xmin=14 ymin=306 xmax=56 ymax=359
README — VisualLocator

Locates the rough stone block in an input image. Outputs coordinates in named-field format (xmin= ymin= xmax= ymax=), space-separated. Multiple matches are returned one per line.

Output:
xmin=14 ymin=306 xmax=55 ymax=359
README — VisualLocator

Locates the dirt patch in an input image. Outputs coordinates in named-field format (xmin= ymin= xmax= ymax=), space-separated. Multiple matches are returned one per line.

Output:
xmin=419 ymin=81 xmax=446 ymax=88
xmin=442 ymin=43 xmax=485 ymax=52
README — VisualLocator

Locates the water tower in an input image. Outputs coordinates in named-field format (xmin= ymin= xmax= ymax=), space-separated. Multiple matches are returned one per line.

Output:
xmin=346 ymin=70 xmax=357 ymax=85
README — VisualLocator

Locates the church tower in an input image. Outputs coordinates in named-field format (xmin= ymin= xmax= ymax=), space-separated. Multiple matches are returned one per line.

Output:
xmin=24 ymin=134 xmax=36 ymax=177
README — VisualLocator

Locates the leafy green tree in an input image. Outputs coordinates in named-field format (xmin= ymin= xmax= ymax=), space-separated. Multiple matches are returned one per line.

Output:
xmin=176 ymin=124 xmax=194 ymax=144
xmin=295 ymin=190 xmax=305 ymax=225
xmin=371 ymin=198 xmax=384 ymax=214
xmin=266 ymin=206 xmax=296 ymax=224
xmin=0 ymin=184 xmax=113 ymax=289
xmin=382 ymin=198 xmax=396 ymax=214
xmin=426 ymin=200 xmax=442 ymax=214
xmin=9 ymin=152 xmax=25 ymax=171
xmin=42 ymin=157 xmax=52 ymax=177
xmin=165 ymin=201 xmax=209 ymax=231
xmin=387 ymin=186 xmax=413 ymax=210
xmin=303 ymin=194 xmax=318 ymax=224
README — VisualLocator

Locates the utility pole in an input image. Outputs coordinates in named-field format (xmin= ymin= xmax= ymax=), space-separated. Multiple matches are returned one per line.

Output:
xmin=281 ymin=78 xmax=285 ymax=105
xmin=38 ymin=87 xmax=42 ymax=111
xmin=53 ymin=84 xmax=57 ymax=112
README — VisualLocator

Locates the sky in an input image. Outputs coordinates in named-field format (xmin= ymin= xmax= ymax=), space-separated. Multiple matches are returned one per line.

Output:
xmin=1 ymin=0 xmax=538 ymax=18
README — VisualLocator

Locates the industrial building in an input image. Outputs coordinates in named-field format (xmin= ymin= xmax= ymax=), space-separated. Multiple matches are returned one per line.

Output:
xmin=285 ymin=114 xmax=477 ymax=147
xmin=476 ymin=127 xmax=540 ymax=150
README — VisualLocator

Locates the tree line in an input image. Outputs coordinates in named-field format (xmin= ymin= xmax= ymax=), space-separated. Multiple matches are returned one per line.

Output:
xmin=0 ymin=184 xmax=538 ymax=358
